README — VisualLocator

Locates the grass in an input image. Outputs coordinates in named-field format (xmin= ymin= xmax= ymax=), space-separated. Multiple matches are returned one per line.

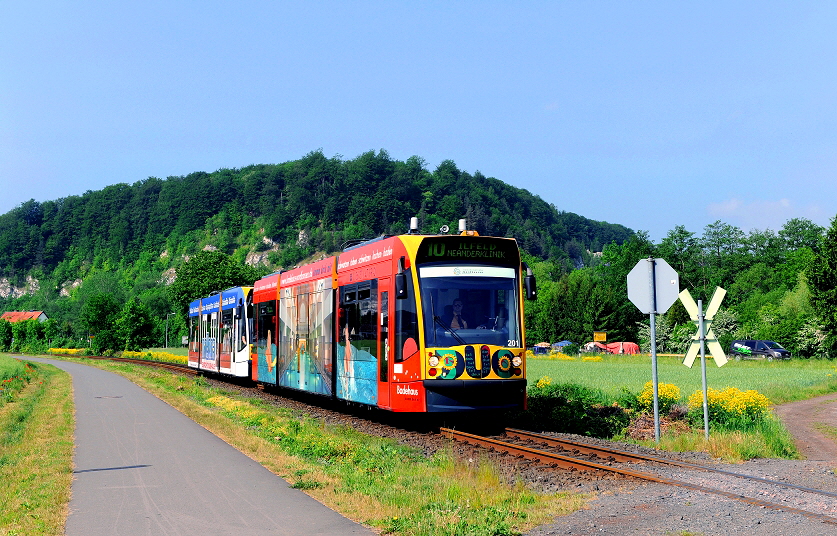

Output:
xmin=1 ymin=358 xmax=30 ymax=406
xmin=528 ymin=354 xmax=837 ymax=404
xmin=528 ymin=354 xmax=837 ymax=461
xmin=0 ymin=356 xmax=74 ymax=535
xmin=814 ymin=422 xmax=837 ymax=441
xmin=627 ymin=414 xmax=799 ymax=461
xmin=24 ymin=356 xmax=588 ymax=535
xmin=0 ymin=357 xmax=28 ymax=381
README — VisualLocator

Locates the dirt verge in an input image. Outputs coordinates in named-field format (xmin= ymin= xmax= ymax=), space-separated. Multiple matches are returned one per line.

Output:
xmin=774 ymin=392 xmax=837 ymax=460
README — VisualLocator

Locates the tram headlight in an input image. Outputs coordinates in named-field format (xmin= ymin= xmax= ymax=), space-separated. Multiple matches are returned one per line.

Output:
xmin=428 ymin=355 xmax=440 ymax=367
xmin=512 ymin=355 xmax=522 ymax=367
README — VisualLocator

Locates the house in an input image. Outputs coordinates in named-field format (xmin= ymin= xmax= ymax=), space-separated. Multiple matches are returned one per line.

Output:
xmin=1 ymin=311 xmax=48 ymax=323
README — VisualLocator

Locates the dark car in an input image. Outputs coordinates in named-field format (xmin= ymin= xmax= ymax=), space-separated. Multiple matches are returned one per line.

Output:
xmin=729 ymin=340 xmax=791 ymax=361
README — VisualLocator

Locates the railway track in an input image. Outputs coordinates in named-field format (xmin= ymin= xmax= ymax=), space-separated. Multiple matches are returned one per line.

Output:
xmin=81 ymin=355 xmax=197 ymax=375
xmin=442 ymin=427 xmax=837 ymax=526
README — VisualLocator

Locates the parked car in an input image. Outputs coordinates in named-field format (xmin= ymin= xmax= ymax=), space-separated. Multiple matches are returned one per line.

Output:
xmin=729 ymin=340 xmax=791 ymax=361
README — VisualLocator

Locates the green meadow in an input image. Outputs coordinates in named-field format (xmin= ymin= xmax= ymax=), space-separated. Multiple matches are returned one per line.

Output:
xmin=527 ymin=355 xmax=837 ymax=404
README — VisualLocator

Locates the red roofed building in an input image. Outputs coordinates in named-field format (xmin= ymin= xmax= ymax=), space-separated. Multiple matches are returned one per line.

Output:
xmin=1 ymin=311 xmax=48 ymax=323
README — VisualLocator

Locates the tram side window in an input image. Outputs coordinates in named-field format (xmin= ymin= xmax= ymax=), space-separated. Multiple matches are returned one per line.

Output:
xmin=236 ymin=305 xmax=248 ymax=352
xmin=189 ymin=318 xmax=200 ymax=352
xmin=357 ymin=283 xmax=377 ymax=349
xmin=339 ymin=281 xmax=377 ymax=358
xmin=202 ymin=314 xmax=212 ymax=342
xmin=248 ymin=311 xmax=255 ymax=345
xmin=339 ymin=288 xmax=357 ymax=343
xmin=221 ymin=310 xmax=233 ymax=354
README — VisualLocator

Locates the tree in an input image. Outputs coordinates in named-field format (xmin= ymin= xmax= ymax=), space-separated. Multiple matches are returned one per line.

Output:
xmin=779 ymin=218 xmax=825 ymax=251
xmin=81 ymin=293 xmax=122 ymax=354
xmin=727 ymin=263 xmax=777 ymax=307
xmin=807 ymin=216 xmax=837 ymax=355
xmin=745 ymin=228 xmax=782 ymax=267
xmin=0 ymin=319 xmax=12 ymax=351
xmin=43 ymin=318 xmax=60 ymax=346
xmin=700 ymin=220 xmax=748 ymax=289
xmin=656 ymin=225 xmax=701 ymax=289
xmin=116 ymin=297 xmax=156 ymax=351
xmin=9 ymin=319 xmax=44 ymax=352
xmin=593 ymin=231 xmax=655 ymax=341
xmin=167 ymin=250 xmax=263 ymax=317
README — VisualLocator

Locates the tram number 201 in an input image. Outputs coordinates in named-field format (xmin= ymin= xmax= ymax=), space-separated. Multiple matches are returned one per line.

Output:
xmin=507 ymin=340 xmax=519 ymax=347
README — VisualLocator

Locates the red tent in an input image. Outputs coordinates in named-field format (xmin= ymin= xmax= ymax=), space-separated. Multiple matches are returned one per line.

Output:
xmin=584 ymin=341 xmax=640 ymax=355
xmin=605 ymin=342 xmax=639 ymax=355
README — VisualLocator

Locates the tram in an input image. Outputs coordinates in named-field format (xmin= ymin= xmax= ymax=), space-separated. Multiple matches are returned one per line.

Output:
xmin=187 ymin=286 xmax=253 ymax=377
xmin=189 ymin=219 xmax=536 ymax=412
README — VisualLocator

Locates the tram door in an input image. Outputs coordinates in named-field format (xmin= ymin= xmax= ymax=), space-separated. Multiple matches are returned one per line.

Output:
xmin=378 ymin=279 xmax=391 ymax=408
xmin=188 ymin=314 xmax=201 ymax=367
xmin=201 ymin=308 xmax=220 ymax=372
xmin=219 ymin=308 xmax=233 ymax=371
xmin=294 ymin=287 xmax=310 ymax=390
xmin=337 ymin=280 xmax=379 ymax=405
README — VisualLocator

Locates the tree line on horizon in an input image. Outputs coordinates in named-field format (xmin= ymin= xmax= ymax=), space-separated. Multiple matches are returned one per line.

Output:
xmin=524 ymin=217 xmax=837 ymax=360
xmin=0 ymin=150 xmax=629 ymax=353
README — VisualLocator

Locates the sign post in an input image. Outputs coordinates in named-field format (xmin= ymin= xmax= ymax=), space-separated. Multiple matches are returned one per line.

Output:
xmin=627 ymin=257 xmax=680 ymax=443
xmin=679 ymin=287 xmax=727 ymax=439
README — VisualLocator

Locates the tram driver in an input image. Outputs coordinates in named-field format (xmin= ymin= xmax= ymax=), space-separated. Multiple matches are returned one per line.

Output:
xmin=443 ymin=299 xmax=469 ymax=329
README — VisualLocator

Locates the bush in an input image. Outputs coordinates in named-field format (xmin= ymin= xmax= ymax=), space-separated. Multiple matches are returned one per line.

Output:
xmin=637 ymin=381 xmax=681 ymax=415
xmin=515 ymin=380 xmax=629 ymax=438
xmin=561 ymin=343 xmax=580 ymax=355
xmin=614 ymin=386 xmax=641 ymax=412
xmin=0 ymin=320 xmax=12 ymax=352
xmin=687 ymin=386 xmax=771 ymax=429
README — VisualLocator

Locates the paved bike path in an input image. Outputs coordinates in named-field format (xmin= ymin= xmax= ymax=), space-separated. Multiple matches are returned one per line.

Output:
xmin=26 ymin=358 xmax=374 ymax=536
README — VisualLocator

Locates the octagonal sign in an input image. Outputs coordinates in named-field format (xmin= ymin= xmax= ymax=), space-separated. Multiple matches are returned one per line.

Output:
xmin=627 ymin=258 xmax=680 ymax=314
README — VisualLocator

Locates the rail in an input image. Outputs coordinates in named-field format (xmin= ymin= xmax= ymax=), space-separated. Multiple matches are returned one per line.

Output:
xmin=441 ymin=427 xmax=837 ymax=526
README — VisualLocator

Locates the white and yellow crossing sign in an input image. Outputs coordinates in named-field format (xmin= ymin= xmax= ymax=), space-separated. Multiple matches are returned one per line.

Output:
xmin=679 ymin=287 xmax=728 ymax=368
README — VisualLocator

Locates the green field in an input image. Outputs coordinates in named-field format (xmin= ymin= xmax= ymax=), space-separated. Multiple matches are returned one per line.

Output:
xmin=528 ymin=355 xmax=837 ymax=404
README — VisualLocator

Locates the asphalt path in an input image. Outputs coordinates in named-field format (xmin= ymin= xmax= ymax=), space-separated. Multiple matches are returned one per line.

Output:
xmin=25 ymin=358 xmax=375 ymax=536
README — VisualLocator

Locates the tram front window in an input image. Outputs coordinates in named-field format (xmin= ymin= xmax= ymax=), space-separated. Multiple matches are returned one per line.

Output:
xmin=419 ymin=265 xmax=521 ymax=347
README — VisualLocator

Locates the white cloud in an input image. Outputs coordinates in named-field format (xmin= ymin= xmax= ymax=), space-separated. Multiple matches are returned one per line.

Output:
xmin=706 ymin=198 xmax=829 ymax=232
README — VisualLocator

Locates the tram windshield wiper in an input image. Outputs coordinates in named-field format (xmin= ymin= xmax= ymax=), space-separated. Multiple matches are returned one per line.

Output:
xmin=433 ymin=315 xmax=466 ymax=346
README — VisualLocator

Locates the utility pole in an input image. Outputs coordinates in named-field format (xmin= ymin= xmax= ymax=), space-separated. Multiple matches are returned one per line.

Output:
xmin=165 ymin=312 xmax=176 ymax=348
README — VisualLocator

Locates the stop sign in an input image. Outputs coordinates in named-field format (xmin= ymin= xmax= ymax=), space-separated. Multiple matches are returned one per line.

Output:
xmin=627 ymin=258 xmax=680 ymax=314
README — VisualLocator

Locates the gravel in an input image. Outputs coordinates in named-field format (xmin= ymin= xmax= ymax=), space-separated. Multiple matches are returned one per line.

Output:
xmin=524 ymin=457 xmax=837 ymax=535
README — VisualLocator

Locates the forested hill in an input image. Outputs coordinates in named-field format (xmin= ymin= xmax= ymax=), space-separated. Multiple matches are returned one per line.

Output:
xmin=0 ymin=150 xmax=632 ymax=286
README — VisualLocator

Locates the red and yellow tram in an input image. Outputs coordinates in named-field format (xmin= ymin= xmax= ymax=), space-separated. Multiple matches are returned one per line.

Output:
xmin=191 ymin=223 xmax=536 ymax=412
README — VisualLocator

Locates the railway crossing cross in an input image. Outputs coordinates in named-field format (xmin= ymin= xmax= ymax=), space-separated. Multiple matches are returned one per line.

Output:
xmin=678 ymin=286 xmax=727 ymax=439
xmin=679 ymin=287 xmax=727 ymax=368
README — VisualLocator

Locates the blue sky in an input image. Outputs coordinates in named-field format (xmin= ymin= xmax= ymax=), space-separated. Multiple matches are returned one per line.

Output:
xmin=1 ymin=2 xmax=835 ymax=242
